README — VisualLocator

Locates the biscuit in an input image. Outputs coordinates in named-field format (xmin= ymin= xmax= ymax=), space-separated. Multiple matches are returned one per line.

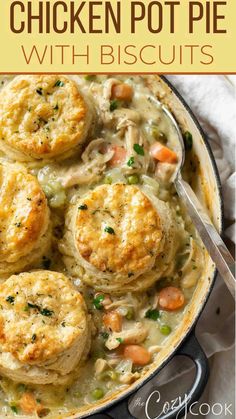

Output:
xmin=0 ymin=75 xmax=92 ymax=162
xmin=0 ymin=162 xmax=51 ymax=279
xmin=60 ymin=184 xmax=176 ymax=293
xmin=0 ymin=271 xmax=91 ymax=384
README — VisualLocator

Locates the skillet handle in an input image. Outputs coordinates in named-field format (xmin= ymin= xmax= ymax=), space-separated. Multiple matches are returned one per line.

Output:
xmin=88 ymin=332 xmax=209 ymax=419
xmin=152 ymin=333 xmax=209 ymax=419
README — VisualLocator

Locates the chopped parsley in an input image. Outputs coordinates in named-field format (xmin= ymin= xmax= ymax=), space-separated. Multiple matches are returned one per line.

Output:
xmin=104 ymin=226 xmax=115 ymax=235
xmin=31 ymin=334 xmax=37 ymax=342
xmin=27 ymin=303 xmax=54 ymax=317
xmin=116 ymin=337 xmax=123 ymax=343
xmin=78 ymin=204 xmax=88 ymax=210
xmin=127 ymin=156 xmax=135 ymax=167
xmin=15 ymin=222 xmax=21 ymax=228
xmin=40 ymin=308 xmax=54 ymax=317
xmin=110 ymin=99 xmax=119 ymax=112
xmin=36 ymin=87 xmax=43 ymax=95
xmin=6 ymin=296 xmax=15 ymax=304
xmin=133 ymin=143 xmax=144 ymax=156
xmin=61 ymin=321 xmax=66 ymax=327
xmin=145 ymin=309 xmax=160 ymax=321
xmin=183 ymin=131 xmax=193 ymax=151
xmin=93 ymin=294 xmax=104 ymax=310
xmin=28 ymin=302 xmax=40 ymax=310
xmin=101 ymin=332 xmax=109 ymax=339
xmin=54 ymin=104 xmax=59 ymax=111
xmin=54 ymin=80 xmax=65 ymax=87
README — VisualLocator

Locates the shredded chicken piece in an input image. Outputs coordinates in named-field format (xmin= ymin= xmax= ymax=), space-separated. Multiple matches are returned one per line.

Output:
xmin=119 ymin=372 xmax=141 ymax=384
xmin=107 ymin=358 xmax=120 ymax=367
xmin=155 ymin=162 xmax=176 ymax=183
xmin=105 ymin=293 xmax=148 ymax=312
xmin=60 ymin=138 xmax=114 ymax=187
xmin=148 ymin=345 xmax=162 ymax=354
xmin=105 ymin=300 xmax=133 ymax=312
xmin=94 ymin=358 xmax=109 ymax=377
xmin=105 ymin=322 xmax=148 ymax=350
xmin=115 ymin=110 xmax=141 ymax=130
xmin=103 ymin=78 xmax=120 ymax=100
xmin=121 ymin=124 xmax=150 ymax=174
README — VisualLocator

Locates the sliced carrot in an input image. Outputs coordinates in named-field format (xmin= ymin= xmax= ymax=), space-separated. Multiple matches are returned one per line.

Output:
xmin=123 ymin=345 xmax=151 ymax=366
xmin=150 ymin=142 xmax=178 ymax=164
xmin=158 ymin=286 xmax=185 ymax=311
xmin=108 ymin=145 xmax=126 ymax=167
xmin=19 ymin=393 xmax=43 ymax=414
xmin=111 ymin=83 xmax=133 ymax=101
xmin=103 ymin=311 xmax=122 ymax=332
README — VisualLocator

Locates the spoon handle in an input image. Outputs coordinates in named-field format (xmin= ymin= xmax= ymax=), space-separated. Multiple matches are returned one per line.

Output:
xmin=175 ymin=176 xmax=235 ymax=298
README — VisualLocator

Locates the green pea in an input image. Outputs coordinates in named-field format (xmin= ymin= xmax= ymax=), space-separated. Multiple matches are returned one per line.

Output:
xmin=160 ymin=325 xmax=172 ymax=335
xmin=104 ymin=176 xmax=112 ymax=184
xmin=126 ymin=308 xmax=134 ymax=320
xmin=127 ymin=174 xmax=139 ymax=185
xmin=91 ymin=388 xmax=104 ymax=400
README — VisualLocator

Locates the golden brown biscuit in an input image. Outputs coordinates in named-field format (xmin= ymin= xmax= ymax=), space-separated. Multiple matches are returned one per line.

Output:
xmin=0 ymin=75 xmax=92 ymax=162
xmin=60 ymin=184 xmax=177 ymax=293
xmin=0 ymin=162 xmax=51 ymax=278
xmin=0 ymin=271 xmax=91 ymax=384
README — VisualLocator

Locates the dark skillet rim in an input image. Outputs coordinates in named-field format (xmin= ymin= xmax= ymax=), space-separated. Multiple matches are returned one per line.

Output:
xmin=83 ymin=75 xmax=224 ymax=419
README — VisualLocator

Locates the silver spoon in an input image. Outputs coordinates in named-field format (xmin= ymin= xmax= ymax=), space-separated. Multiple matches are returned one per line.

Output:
xmin=161 ymin=104 xmax=235 ymax=298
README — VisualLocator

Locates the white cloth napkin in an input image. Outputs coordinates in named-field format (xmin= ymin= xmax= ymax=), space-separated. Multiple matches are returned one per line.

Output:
xmin=168 ymin=75 xmax=236 ymax=243
xmin=130 ymin=75 xmax=235 ymax=419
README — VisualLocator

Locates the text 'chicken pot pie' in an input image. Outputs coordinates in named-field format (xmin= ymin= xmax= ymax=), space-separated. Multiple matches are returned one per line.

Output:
xmin=0 ymin=271 xmax=91 ymax=385
xmin=60 ymin=183 xmax=178 ymax=293
xmin=0 ymin=162 xmax=51 ymax=279
xmin=0 ymin=75 xmax=92 ymax=162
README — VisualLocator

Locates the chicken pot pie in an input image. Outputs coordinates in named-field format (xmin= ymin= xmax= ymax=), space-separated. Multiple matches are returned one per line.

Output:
xmin=0 ymin=74 xmax=206 ymax=417
xmin=0 ymin=271 xmax=91 ymax=385
xmin=60 ymin=183 xmax=178 ymax=293
xmin=0 ymin=161 xmax=51 ymax=279
xmin=0 ymin=75 xmax=92 ymax=162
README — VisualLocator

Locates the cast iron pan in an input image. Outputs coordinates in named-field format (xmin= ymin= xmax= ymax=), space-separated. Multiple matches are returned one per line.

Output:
xmin=85 ymin=76 xmax=223 ymax=419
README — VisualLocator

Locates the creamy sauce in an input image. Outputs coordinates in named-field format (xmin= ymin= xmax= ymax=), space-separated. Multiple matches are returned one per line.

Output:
xmin=0 ymin=75 xmax=204 ymax=417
